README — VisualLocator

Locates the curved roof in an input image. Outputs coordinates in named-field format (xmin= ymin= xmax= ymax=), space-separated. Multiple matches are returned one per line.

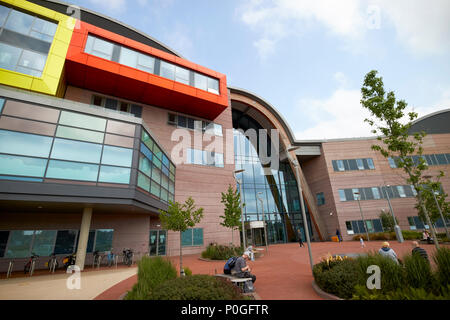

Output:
xmin=29 ymin=0 xmax=185 ymax=58
xmin=409 ymin=108 xmax=450 ymax=135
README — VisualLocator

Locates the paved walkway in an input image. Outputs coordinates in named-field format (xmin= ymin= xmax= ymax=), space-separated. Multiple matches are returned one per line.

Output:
xmin=95 ymin=240 xmax=446 ymax=300
xmin=0 ymin=266 xmax=137 ymax=300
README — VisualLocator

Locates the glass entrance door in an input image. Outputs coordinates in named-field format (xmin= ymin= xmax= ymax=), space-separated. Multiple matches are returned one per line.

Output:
xmin=149 ymin=230 xmax=166 ymax=256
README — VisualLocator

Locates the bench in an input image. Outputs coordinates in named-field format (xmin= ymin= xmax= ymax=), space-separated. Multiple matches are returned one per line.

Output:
xmin=214 ymin=273 xmax=253 ymax=291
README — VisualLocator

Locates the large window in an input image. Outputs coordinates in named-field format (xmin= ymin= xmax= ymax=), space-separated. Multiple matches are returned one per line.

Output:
xmin=186 ymin=148 xmax=224 ymax=168
xmin=91 ymin=95 xmax=143 ymax=118
xmin=181 ymin=228 xmax=203 ymax=247
xmin=388 ymin=154 xmax=450 ymax=168
xmin=338 ymin=185 xmax=416 ymax=202
xmin=332 ymin=158 xmax=375 ymax=172
xmin=84 ymin=34 xmax=220 ymax=95
xmin=167 ymin=113 xmax=223 ymax=136
xmin=0 ymin=4 xmax=57 ymax=77
xmin=345 ymin=219 xmax=383 ymax=235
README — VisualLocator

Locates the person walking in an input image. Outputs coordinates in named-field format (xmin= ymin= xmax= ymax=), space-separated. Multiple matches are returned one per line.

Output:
xmin=411 ymin=241 xmax=430 ymax=264
xmin=336 ymin=229 xmax=342 ymax=243
xmin=378 ymin=242 xmax=399 ymax=264
xmin=297 ymin=229 xmax=304 ymax=247
xmin=360 ymin=236 xmax=366 ymax=248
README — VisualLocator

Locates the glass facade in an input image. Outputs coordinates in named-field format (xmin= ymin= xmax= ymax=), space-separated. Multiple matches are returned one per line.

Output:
xmin=0 ymin=4 xmax=57 ymax=77
xmin=137 ymin=128 xmax=175 ymax=203
xmin=232 ymin=110 xmax=314 ymax=244
xmin=0 ymin=97 xmax=175 ymax=203
xmin=84 ymin=34 xmax=220 ymax=95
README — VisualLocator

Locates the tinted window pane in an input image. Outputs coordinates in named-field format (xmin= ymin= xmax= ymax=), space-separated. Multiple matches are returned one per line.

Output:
xmin=356 ymin=159 xmax=364 ymax=170
xmin=152 ymin=166 xmax=161 ymax=184
xmin=0 ymin=154 xmax=47 ymax=177
xmin=160 ymin=61 xmax=175 ymax=80
xmin=0 ymin=230 xmax=9 ymax=258
xmin=137 ymin=172 xmax=150 ymax=191
xmin=0 ymin=43 xmax=21 ymax=71
xmin=193 ymin=228 xmax=203 ymax=246
xmin=0 ymin=129 xmax=52 ymax=157
xmin=5 ymin=230 xmax=34 ymax=258
xmin=150 ymin=179 xmax=160 ymax=197
xmin=85 ymin=35 xmax=114 ymax=60
xmin=32 ymin=230 xmax=56 ymax=256
xmin=175 ymin=66 xmax=189 ymax=85
xmin=0 ymin=5 xmax=10 ymax=27
xmin=5 ymin=9 xmax=34 ymax=35
xmin=94 ymin=229 xmax=113 ymax=252
xmin=140 ymin=142 xmax=153 ymax=161
xmin=139 ymin=155 xmax=151 ymax=176
xmin=338 ymin=189 xmax=346 ymax=201
xmin=348 ymin=159 xmax=358 ymax=170
xmin=86 ymin=230 xmax=96 ymax=253
xmin=51 ymin=138 xmax=102 ymax=163
xmin=207 ymin=77 xmax=219 ymax=94
xmin=153 ymin=144 xmax=162 ymax=160
xmin=436 ymin=154 xmax=447 ymax=165
xmin=336 ymin=160 xmax=344 ymax=171
xmin=17 ymin=50 xmax=46 ymax=74
xmin=367 ymin=158 xmax=375 ymax=169
xmin=56 ymin=126 xmax=104 ymax=143
xmin=54 ymin=230 xmax=77 ymax=255
xmin=141 ymin=130 xmax=154 ymax=151
xmin=194 ymin=73 xmax=207 ymax=90
xmin=119 ymin=46 xmax=138 ymax=68
xmin=99 ymin=165 xmax=130 ymax=184
xmin=46 ymin=160 xmax=99 ymax=181
xmin=31 ymin=17 xmax=57 ymax=38
xmin=59 ymin=111 xmax=106 ymax=131
xmin=181 ymin=229 xmax=192 ymax=246
xmin=344 ymin=189 xmax=354 ymax=201
xmin=160 ymin=188 xmax=168 ymax=202
xmin=101 ymin=145 xmax=133 ymax=167
xmin=137 ymin=53 xmax=154 ymax=73
xmin=373 ymin=219 xmax=383 ymax=232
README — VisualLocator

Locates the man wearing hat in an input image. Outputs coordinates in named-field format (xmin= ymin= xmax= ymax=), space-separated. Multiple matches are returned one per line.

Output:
xmin=231 ymin=251 xmax=256 ymax=283
xmin=378 ymin=242 xmax=399 ymax=264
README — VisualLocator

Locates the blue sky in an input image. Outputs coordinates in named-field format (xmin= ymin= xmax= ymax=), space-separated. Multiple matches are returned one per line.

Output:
xmin=69 ymin=0 xmax=450 ymax=140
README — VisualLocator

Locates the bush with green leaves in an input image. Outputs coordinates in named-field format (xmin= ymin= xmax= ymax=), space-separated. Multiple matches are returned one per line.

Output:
xmin=201 ymin=244 xmax=244 ymax=260
xmin=313 ymin=258 xmax=364 ymax=299
xmin=352 ymin=284 xmax=450 ymax=300
xmin=125 ymin=256 xmax=178 ymax=300
xmin=149 ymin=275 xmax=245 ymax=300
xmin=434 ymin=247 xmax=450 ymax=287
xmin=403 ymin=253 xmax=434 ymax=290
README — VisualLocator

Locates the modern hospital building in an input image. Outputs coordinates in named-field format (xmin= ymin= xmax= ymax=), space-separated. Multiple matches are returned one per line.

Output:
xmin=0 ymin=0 xmax=449 ymax=272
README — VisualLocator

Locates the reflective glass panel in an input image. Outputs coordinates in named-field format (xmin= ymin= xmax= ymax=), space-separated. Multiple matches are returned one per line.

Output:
xmin=51 ymin=138 xmax=102 ymax=163
xmin=5 ymin=230 xmax=34 ymax=258
xmin=207 ymin=77 xmax=219 ymax=94
xmin=94 ymin=229 xmax=113 ymax=252
xmin=137 ymin=53 xmax=154 ymax=73
xmin=59 ymin=111 xmax=106 ymax=131
xmin=150 ymin=180 xmax=160 ymax=197
xmin=181 ymin=229 xmax=192 ymax=246
xmin=0 ymin=154 xmax=47 ymax=177
xmin=0 ymin=230 xmax=9 ymax=258
xmin=101 ymin=145 xmax=133 ymax=167
xmin=160 ymin=61 xmax=175 ymax=80
xmin=0 ymin=129 xmax=52 ymax=157
xmin=32 ymin=230 xmax=57 ymax=256
xmin=139 ymin=155 xmax=152 ymax=177
xmin=56 ymin=126 xmax=104 ymax=144
xmin=138 ymin=172 xmax=150 ymax=191
xmin=85 ymin=35 xmax=114 ymax=60
xmin=46 ymin=160 xmax=99 ymax=181
xmin=193 ymin=228 xmax=203 ymax=246
xmin=54 ymin=230 xmax=77 ymax=255
xmin=0 ymin=5 xmax=10 ymax=27
xmin=99 ymin=165 xmax=130 ymax=184
xmin=175 ymin=66 xmax=189 ymax=85
xmin=0 ymin=43 xmax=21 ymax=72
xmin=5 ymin=9 xmax=34 ymax=35
xmin=194 ymin=73 xmax=207 ymax=90
xmin=119 ymin=46 xmax=138 ymax=68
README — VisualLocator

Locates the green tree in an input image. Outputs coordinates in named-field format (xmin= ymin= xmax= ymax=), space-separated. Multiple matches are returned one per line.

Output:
xmin=159 ymin=197 xmax=204 ymax=276
xmin=415 ymin=172 xmax=449 ymax=234
xmin=379 ymin=210 xmax=398 ymax=232
xmin=220 ymin=185 xmax=243 ymax=246
xmin=360 ymin=70 xmax=440 ymax=249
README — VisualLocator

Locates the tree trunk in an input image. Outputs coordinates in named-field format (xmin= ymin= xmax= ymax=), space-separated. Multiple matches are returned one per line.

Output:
xmin=418 ymin=191 xmax=440 ymax=249
xmin=179 ymin=232 xmax=183 ymax=276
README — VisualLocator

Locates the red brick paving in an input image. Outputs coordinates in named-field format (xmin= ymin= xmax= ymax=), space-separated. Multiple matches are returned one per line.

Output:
xmin=94 ymin=240 xmax=448 ymax=300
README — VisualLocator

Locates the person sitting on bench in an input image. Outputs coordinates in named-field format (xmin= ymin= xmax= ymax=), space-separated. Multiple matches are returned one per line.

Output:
xmin=231 ymin=251 xmax=256 ymax=283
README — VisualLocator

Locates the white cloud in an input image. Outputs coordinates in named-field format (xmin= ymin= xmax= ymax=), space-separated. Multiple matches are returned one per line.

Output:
xmin=295 ymin=87 xmax=373 ymax=140
xmin=240 ymin=0 xmax=450 ymax=58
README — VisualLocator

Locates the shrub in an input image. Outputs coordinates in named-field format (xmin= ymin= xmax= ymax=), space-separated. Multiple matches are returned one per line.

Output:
xmin=355 ymin=252 xmax=405 ymax=294
xmin=149 ymin=275 xmax=245 ymax=300
xmin=400 ymin=230 xmax=422 ymax=240
xmin=125 ymin=256 xmax=177 ymax=300
xmin=353 ymin=284 xmax=450 ymax=300
xmin=182 ymin=266 xmax=193 ymax=276
xmin=434 ymin=247 xmax=450 ymax=287
xmin=313 ymin=258 xmax=364 ymax=299
xmin=403 ymin=253 xmax=434 ymax=290
xmin=201 ymin=244 xmax=243 ymax=260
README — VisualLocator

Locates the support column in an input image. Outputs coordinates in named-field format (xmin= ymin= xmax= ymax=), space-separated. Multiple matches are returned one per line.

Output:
xmin=75 ymin=207 xmax=92 ymax=271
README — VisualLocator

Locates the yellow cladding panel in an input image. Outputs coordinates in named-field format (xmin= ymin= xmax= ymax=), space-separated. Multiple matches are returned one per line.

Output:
xmin=0 ymin=0 xmax=75 ymax=95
